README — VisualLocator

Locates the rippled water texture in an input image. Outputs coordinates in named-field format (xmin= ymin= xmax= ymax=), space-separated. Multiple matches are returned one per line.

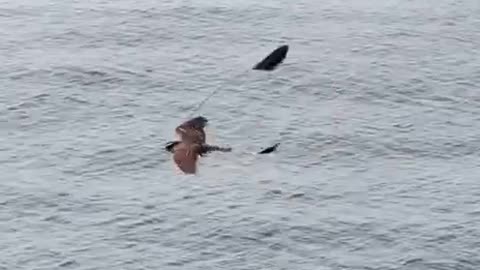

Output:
xmin=2 ymin=0 xmax=480 ymax=269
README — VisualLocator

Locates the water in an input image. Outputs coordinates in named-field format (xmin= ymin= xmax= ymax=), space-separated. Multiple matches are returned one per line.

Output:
xmin=1 ymin=0 xmax=480 ymax=269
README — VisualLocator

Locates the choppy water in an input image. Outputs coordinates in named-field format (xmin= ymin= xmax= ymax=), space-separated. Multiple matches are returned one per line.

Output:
xmin=2 ymin=0 xmax=480 ymax=269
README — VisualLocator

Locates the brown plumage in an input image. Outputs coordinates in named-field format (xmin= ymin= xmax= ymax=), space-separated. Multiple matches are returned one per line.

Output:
xmin=174 ymin=116 xmax=208 ymax=144
xmin=171 ymin=142 xmax=202 ymax=174
xmin=166 ymin=116 xmax=231 ymax=174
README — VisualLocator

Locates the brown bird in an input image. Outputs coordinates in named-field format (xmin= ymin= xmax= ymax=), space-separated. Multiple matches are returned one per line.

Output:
xmin=165 ymin=116 xmax=231 ymax=174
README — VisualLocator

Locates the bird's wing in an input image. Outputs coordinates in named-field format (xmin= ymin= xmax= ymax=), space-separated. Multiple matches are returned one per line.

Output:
xmin=177 ymin=116 xmax=208 ymax=130
xmin=175 ymin=126 xmax=205 ymax=144
xmin=203 ymin=144 xmax=232 ymax=153
xmin=172 ymin=143 xmax=201 ymax=174
xmin=175 ymin=117 xmax=207 ymax=144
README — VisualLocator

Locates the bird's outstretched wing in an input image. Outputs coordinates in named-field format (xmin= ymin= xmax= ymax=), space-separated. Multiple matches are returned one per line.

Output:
xmin=172 ymin=143 xmax=202 ymax=174
xmin=202 ymin=144 xmax=232 ymax=153
xmin=175 ymin=116 xmax=208 ymax=144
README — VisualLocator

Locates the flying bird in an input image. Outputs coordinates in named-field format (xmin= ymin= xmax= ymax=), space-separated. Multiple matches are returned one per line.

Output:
xmin=253 ymin=45 xmax=289 ymax=71
xmin=165 ymin=116 xmax=231 ymax=174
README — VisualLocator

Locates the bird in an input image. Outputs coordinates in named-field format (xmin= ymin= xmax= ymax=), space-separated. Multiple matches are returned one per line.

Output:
xmin=165 ymin=116 xmax=231 ymax=174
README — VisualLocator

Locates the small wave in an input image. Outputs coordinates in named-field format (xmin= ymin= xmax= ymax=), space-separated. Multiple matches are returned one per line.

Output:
xmin=58 ymin=260 xmax=77 ymax=268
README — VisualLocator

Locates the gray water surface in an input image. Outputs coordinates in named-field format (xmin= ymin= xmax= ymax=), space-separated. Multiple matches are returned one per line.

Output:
xmin=2 ymin=0 xmax=480 ymax=269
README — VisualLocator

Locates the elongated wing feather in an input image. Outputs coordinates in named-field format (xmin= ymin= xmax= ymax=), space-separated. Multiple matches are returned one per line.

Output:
xmin=258 ymin=143 xmax=280 ymax=154
xmin=253 ymin=45 xmax=289 ymax=71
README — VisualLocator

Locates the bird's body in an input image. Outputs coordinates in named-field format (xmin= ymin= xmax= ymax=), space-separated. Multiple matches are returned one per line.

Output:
xmin=170 ymin=142 xmax=201 ymax=174
xmin=166 ymin=116 xmax=231 ymax=174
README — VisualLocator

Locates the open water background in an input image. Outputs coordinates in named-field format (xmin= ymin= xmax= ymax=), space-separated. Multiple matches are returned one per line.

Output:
xmin=1 ymin=0 xmax=480 ymax=269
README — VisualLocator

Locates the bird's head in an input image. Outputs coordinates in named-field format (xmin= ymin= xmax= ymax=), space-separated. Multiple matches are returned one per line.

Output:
xmin=165 ymin=141 xmax=181 ymax=152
